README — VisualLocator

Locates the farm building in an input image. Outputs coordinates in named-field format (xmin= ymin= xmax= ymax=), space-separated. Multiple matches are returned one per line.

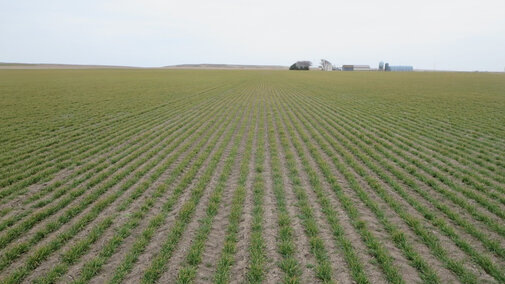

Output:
xmin=342 ymin=65 xmax=370 ymax=71
xmin=388 ymin=65 xmax=414 ymax=72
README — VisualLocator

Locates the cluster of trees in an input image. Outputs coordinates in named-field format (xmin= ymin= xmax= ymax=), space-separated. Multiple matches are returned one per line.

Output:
xmin=289 ymin=61 xmax=312 ymax=70
xmin=290 ymin=59 xmax=333 ymax=71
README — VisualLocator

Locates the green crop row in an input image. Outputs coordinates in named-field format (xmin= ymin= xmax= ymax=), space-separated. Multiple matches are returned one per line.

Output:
xmin=281 ymin=85 xmax=505 ymax=282
xmin=30 ymin=89 xmax=248 ymax=284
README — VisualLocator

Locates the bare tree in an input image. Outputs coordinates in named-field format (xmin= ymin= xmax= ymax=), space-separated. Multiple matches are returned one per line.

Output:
xmin=320 ymin=59 xmax=332 ymax=71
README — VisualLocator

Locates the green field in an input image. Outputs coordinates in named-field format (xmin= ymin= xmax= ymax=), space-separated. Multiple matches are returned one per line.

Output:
xmin=0 ymin=69 xmax=504 ymax=284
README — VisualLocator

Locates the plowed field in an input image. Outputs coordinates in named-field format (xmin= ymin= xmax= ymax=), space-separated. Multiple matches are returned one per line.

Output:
xmin=1 ymin=69 xmax=504 ymax=284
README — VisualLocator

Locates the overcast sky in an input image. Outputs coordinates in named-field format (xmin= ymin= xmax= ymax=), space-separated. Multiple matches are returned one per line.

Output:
xmin=1 ymin=0 xmax=504 ymax=71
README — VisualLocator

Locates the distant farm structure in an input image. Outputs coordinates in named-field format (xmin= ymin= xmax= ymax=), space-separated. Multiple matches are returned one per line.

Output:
xmin=383 ymin=62 xmax=413 ymax=72
xmin=387 ymin=65 xmax=414 ymax=72
xmin=289 ymin=60 xmax=413 ymax=72
xmin=342 ymin=65 xmax=371 ymax=71
xmin=340 ymin=62 xmax=413 ymax=72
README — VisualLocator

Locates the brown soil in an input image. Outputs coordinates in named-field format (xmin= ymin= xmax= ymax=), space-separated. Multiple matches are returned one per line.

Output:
xmin=2 ymin=77 xmax=503 ymax=284
xmin=1 ymin=102 xmax=224 ymax=281
xmin=259 ymin=110 xmax=283 ymax=283
xmin=297 ymin=92 xmax=501 ymax=282
xmin=91 ymin=108 xmax=240 ymax=284
xmin=158 ymin=106 xmax=252 ymax=283
xmin=192 ymin=108 xmax=254 ymax=283
xmin=61 ymin=114 xmax=219 ymax=283
xmin=280 ymin=111 xmax=387 ymax=284
xmin=271 ymin=108 xmax=323 ymax=283
xmin=228 ymin=113 xmax=258 ymax=284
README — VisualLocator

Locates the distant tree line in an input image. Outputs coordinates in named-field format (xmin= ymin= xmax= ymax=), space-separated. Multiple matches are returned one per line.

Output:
xmin=289 ymin=61 xmax=312 ymax=70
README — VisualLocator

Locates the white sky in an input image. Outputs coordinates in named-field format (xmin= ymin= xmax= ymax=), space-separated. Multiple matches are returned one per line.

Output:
xmin=1 ymin=0 xmax=504 ymax=71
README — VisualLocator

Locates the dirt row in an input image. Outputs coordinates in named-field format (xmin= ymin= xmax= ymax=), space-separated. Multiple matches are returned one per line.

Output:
xmin=1 ymin=80 xmax=503 ymax=283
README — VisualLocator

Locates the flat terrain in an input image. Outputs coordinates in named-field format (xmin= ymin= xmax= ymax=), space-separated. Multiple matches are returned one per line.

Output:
xmin=0 ymin=63 xmax=137 ymax=69
xmin=0 ymin=69 xmax=504 ymax=284
xmin=164 ymin=64 xmax=288 ymax=69
xmin=0 ymin=63 xmax=287 ymax=70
